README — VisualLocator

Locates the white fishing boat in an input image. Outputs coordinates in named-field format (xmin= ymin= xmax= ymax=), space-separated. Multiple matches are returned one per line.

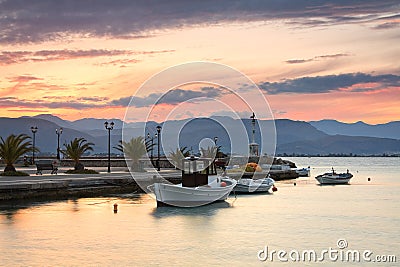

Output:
xmin=148 ymin=157 xmax=237 ymax=207
xmin=295 ymin=166 xmax=310 ymax=177
xmin=233 ymin=177 xmax=275 ymax=193
xmin=315 ymin=168 xmax=353 ymax=185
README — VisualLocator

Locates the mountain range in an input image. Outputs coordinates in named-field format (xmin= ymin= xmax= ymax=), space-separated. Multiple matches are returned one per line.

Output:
xmin=0 ymin=114 xmax=399 ymax=156
xmin=309 ymin=119 xmax=400 ymax=140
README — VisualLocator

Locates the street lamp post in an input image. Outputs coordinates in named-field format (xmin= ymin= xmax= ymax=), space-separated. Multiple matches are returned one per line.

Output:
xmin=104 ymin=121 xmax=114 ymax=173
xmin=56 ymin=128 xmax=63 ymax=160
xmin=31 ymin=126 xmax=38 ymax=164
xmin=156 ymin=126 xmax=161 ymax=171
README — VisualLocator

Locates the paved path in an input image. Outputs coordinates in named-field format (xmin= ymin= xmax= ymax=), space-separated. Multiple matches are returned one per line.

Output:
xmin=0 ymin=167 xmax=181 ymax=186
xmin=0 ymin=167 xmax=182 ymax=200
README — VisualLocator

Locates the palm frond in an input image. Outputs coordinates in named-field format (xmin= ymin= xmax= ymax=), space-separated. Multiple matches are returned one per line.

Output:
xmin=121 ymin=137 xmax=146 ymax=171
xmin=167 ymin=146 xmax=190 ymax=169
xmin=113 ymin=140 xmax=124 ymax=153
xmin=0 ymin=134 xmax=37 ymax=171
xmin=61 ymin=137 xmax=94 ymax=165
xmin=200 ymin=146 xmax=217 ymax=159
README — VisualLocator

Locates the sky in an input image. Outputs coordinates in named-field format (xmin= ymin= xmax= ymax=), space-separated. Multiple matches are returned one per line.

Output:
xmin=0 ymin=0 xmax=399 ymax=124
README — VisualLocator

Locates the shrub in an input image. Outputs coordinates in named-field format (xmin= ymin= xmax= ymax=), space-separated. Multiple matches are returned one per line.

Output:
xmin=0 ymin=171 xmax=30 ymax=176
xmin=65 ymin=169 xmax=99 ymax=174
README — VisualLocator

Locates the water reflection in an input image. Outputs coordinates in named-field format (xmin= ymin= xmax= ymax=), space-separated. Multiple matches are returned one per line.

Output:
xmin=70 ymin=199 xmax=79 ymax=212
xmin=0 ymin=199 xmax=66 ymax=226
xmin=151 ymin=201 xmax=232 ymax=218
xmin=0 ymin=198 xmax=64 ymax=214
xmin=2 ymin=211 xmax=16 ymax=225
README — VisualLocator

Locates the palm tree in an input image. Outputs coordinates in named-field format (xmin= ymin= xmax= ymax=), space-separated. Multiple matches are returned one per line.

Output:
xmin=114 ymin=140 xmax=124 ymax=154
xmin=0 ymin=134 xmax=37 ymax=172
xmin=200 ymin=146 xmax=221 ymax=174
xmin=200 ymin=146 xmax=217 ymax=159
xmin=115 ymin=137 xmax=146 ymax=172
xmin=115 ymin=136 xmax=154 ymax=154
xmin=168 ymin=146 xmax=190 ymax=169
xmin=144 ymin=137 xmax=155 ymax=154
xmin=61 ymin=138 xmax=94 ymax=170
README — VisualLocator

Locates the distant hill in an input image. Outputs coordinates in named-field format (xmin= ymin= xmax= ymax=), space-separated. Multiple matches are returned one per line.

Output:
xmin=275 ymin=119 xmax=328 ymax=145
xmin=277 ymin=135 xmax=400 ymax=155
xmin=32 ymin=114 xmax=124 ymax=131
xmin=309 ymin=120 xmax=400 ymax=140
xmin=29 ymin=114 xmax=75 ymax=129
xmin=0 ymin=117 xmax=119 ymax=154
xmin=1 ymin=115 xmax=399 ymax=155
xmin=72 ymin=118 xmax=124 ymax=131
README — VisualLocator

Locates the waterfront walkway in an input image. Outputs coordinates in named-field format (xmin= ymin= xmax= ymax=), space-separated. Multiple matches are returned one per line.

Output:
xmin=0 ymin=167 xmax=182 ymax=200
xmin=0 ymin=166 xmax=179 ymax=182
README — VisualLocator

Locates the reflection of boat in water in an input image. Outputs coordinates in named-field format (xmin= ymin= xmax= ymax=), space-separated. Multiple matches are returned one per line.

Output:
xmin=232 ymin=177 xmax=275 ymax=193
xmin=151 ymin=200 xmax=231 ymax=218
xmin=315 ymin=168 xmax=353 ymax=185
xmin=148 ymin=157 xmax=236 ymax=207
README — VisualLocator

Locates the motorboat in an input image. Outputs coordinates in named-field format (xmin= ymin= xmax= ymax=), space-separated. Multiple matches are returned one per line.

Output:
xmin=233 ymin=177 xmax=275 ymax=193
xmin=148 ymin=156 xmax=237 ymax=207
xmin=295 ymin=166 xmax=310 ymax=177
xmin=315 ymin=168 xmax=353 ymax=185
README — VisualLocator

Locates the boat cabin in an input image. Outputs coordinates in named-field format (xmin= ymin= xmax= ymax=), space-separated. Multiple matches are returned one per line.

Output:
xmin=182 ymin=156 xmax=217 ymax=187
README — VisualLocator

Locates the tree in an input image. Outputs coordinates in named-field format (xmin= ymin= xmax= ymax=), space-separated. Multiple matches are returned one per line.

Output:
xmin=168 ymin=146 xmax=190 ymax=169
xmin=114 ymin=140 xmax=124 ymax=154
xmin=116 ymin=137 xmax=146 ymax=172
xmin=200 ymin=146 xmax=217 ymax=159
xmin=0 ymin=134 xmax=37 ymax=172
xmin=215 ymin=145 xmax=226 ymax=158
xmin=200 ymin=146 xmax=221 ymax=174
xmin=144 ymin=137 xmax=155 ymax=154
xmin=61 ymin=138 xmax=94 ymax=170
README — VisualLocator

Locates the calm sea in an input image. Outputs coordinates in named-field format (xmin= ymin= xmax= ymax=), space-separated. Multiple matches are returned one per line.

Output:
xmin=1 ymin=157 xmax=399 ymax=266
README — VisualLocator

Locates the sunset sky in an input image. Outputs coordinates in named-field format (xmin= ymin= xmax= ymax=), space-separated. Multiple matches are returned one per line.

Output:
xmin=1 ymin=1 xmax=399 ymax=124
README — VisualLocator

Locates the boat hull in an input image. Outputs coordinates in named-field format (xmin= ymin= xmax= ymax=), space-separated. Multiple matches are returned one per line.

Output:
xmin=296 ymin=168 xmax=310 ymax=177
xmin=315 ymin=173 xmax=353 ymax=185
xmin=151 ymin=179 xmax=237 ymax=207
xmin=233 ymin=178 xmax=275 ymax=193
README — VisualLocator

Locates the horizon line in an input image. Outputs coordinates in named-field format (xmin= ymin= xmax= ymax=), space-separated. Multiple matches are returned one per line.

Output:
xmin=2 ymin=114 xmax=398 ymax=126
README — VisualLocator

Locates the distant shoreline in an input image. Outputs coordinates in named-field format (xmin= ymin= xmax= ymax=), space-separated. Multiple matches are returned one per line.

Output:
xmin=276 ymin=154 xmax=399 ymax=157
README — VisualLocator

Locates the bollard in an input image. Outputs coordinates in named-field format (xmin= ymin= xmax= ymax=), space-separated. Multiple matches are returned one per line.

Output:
xmin=113 ymin=203 xmax=118 ymax=213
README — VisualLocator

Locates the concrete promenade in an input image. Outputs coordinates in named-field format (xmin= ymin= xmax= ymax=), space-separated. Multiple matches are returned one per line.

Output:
xmin=0 ymin=166 xmax=182 ymax=200
xmin=0 ymin=165 xmax=297 ymax=201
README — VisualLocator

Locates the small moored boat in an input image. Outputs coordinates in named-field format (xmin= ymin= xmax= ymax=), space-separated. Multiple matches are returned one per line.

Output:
xmin=233 ymin=177 xmax=275 ymax=193
xmin=295 ymin=166 xmax=310 ymax=177
xmin=148 ymin=157 xmax=237 ymax=207
xmin=315 ymin=168 xmax=353 ymax=185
